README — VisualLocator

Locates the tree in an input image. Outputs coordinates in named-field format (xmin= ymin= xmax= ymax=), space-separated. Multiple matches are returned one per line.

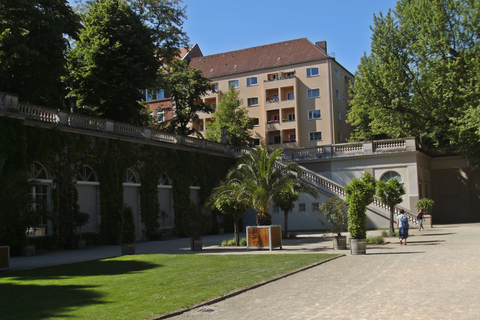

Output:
xmin=205 ymin=85 xmax=255 ymax=146
xmin=162 ymin=59 xmax=214 ymax=136
xmin=345 ymin=173 xmax=376 ymax=239
xmin=208 ymin=182 xmax=249 ymax=246
xmin=67 ymin=0 xmax=161 ymax=125
xmin=376 ymin=178 xmax=406 ymax=233
xmin=273 ymin=176 xmax=318 ymax=238
xmin=219 ymin=146 xmax=309 ymax=226
xmin=0 ymin=0 xmax=80 ymax=109
xmin=348 ymin=0 xmax=480 ymax=165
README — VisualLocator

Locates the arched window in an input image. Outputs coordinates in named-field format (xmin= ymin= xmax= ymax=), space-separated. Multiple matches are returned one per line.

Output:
xmin=380 ymin=171 xmax=402 ymax=183
xmin=159 ymin=173 xmax=172 ymax=185
xmin=125 ymin=168 xmax=140 ymax=184
xmin=28 ymin=161 xmax=50 ymax=180
xmin=27 ymin=162 xmax=51 ymax=236
xmin=77 ymin=165 xmax=98 ymax=182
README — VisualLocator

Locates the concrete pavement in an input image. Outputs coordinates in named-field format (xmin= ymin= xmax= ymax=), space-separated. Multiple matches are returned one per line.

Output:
xmin=6 ymin=224 xmax=480 ymax=320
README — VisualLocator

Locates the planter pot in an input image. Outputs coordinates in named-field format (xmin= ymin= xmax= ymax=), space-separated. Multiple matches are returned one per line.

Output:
xmin=332 ymin=235 xmax=347 ymax=250
xmin=246 ymin=225 xmax=282 ymax=251
xmin=77 ymin=239 xmax=86 ymax=250
xmin=191 ymin=238 xmax=203 ymax=251
xmin=121 ymin=243 xmax=136 ymax=255
xmin=350 ymin=238 xmax=366 ymax=255
xmin=0 ymin=246 xmax=9 ymax=271
xmin=23 ymin=244 xmax=35 ymax=256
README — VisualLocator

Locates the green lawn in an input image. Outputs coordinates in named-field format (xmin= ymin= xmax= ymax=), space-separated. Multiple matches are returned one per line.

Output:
xmin=0 ymin=253 xmax=338 ymax=320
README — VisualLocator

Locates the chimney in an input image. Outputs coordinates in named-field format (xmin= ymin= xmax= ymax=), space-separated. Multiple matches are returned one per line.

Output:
xmin=316 ymin=41 xmax=327 ymax=54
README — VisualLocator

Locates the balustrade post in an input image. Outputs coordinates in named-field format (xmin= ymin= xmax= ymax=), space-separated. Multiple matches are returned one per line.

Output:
xmin=324 ymin=146 xmax=332 ymax=157
xmin=58 ymin=111 xmax=68 ymax=125
xmin=2 ymin=93 xmax=19 ymax=111
xmin=406 ymin=138 xmax=416 ymax=151
xmin=175 ymin=134 xmax=183 ymax=145
xmin=143 ymin=128 xmax=151 ymax=140
xmin=104 ymin=120 xmax=114 ymax=133
xmin=364 ymin=141 xmax=373 ymax=154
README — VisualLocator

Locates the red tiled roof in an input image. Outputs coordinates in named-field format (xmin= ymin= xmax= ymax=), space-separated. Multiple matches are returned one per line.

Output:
xmin=189 ymin=38 xmax=329 ymax=78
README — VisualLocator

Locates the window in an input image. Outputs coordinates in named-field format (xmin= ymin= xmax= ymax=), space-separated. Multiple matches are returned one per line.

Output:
xmin=308 ymin=89 xmax=320 ymax=98
xmin=337 ymin=111 xmax=342 ymax=120
xmin=247 ymin=97 xmax=259 ymax=106
xmin=380 ymin=171 xmax=403 ymax=183
xmin=253 ymin=118 xmax=260 ymax=126
xmin=251 ymin=138 xmax=261 ymax=146
xmin=273 ymin=136 xmax=281 ymax=144
xmin=146 ymin=89 xmax=164 ymax=101
xmin=156 ymin=109 xmax=165 ymax=123
xmin=334 ymin=68 xmax=339 ymax=78
xmin=307 ymin=67 xmax=319 ymax=77
xmin=211 ymin=83 xmax=218 ymax=91
xmin=299 ymin=203 xmax=306 ymax=212
xmin=288 ymin=113 xmax=295 ymax=121
xmin=312 ymin=203 xmax=319 ymax=212
xmin=338 ymin=132 xmax=343 ymax=142
xmin=336 ymin=89 xmax=341 ymax=100
xmin=273 ymin=206 xmax=280 ymax=213
xmin=308 ymin=110 xmax=321 ymax=120
xmin=247 ymin=77 xmax=258 ymax=87
xmin=309 ymin=131 xmax=322 ymax=141
xmin=228 ymin=80 xmax=239 ymax=88
xmin=77 ymin=165 xmax=97 ymax=182
xmin=287 ymin=92 xmax=294 ymax=100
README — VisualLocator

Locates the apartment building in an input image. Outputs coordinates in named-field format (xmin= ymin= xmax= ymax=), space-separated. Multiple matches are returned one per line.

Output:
xmin=188 ymin=38 xmax=354 ymax=148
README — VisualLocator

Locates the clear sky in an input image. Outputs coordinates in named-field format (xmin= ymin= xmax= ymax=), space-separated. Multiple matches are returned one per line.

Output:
xmin=182 ymin=0 xmax=398 ymax=74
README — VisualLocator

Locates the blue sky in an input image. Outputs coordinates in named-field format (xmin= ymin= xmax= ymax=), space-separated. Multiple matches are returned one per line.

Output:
xmin=182 ymin=0 xmax=398 ymax=74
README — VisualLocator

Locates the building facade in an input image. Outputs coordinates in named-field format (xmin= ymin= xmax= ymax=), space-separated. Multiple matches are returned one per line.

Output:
xmin=188 ymin=38 xmax=353 ymax=148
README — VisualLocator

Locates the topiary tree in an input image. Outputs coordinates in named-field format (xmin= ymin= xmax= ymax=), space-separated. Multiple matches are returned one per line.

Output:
xmin=377 ymin=178 xmax=406 ymax=234
xmin=345 ymin=173 xmax=376 ymax=239
xmin=416 ymin=198 xmax=435 ymax=214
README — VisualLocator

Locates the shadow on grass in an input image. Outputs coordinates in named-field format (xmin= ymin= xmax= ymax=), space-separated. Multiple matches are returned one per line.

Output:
xmin=0 ymin=282 xmax=104 ymax=320
xmin=5 ymin=259 xmax=161 ymax=280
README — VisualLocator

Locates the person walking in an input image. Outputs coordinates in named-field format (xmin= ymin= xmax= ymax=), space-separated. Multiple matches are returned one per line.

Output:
xmin=417 ymin=208 xmax=425 ymax=231
xmin=397 ymin=209 xmax=409 ymax=245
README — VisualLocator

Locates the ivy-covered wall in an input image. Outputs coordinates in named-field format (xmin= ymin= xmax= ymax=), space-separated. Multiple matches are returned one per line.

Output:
xmin=0 ymin=117 xmax=234 ymax=253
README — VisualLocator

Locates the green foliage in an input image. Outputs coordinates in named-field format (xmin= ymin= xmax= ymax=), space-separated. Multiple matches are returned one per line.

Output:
xmin=318 ymin=196 xmax=348 ymax=236
xmin=366 ymin=235 xmax=384 ymax=245
xmin=221 ymin=237 xmax=247 ymax=246
xmin=0 ymin=0 xmax=80 ymax=109
xmin=415 ymin=198 xmax=435 ymax=213
xmin=345 ymin=173 xmax=376 ymax=239
xmin=185 ymin=202 xmax=211 ymax=239
xmin=348 ymin=0 xmax=480 ymax=166
xmin=162 ymin=60 xmax=214 ymax=136
xmin=121 ymin=204 xmax=135 ymax=243
xmin=377 ymin=178 xmax=406 ymax=233
xmin=68 ymin=0 xmax=160 ymax=125
xmin=205 ymin=85 xmax=255 ymax=146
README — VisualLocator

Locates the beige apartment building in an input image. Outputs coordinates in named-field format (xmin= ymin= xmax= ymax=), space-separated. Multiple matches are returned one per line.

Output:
xmin=188 ymin=38 xmax=354 ymax=148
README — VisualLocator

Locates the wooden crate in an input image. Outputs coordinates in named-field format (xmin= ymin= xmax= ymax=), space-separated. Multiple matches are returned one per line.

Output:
xmin=246 ymin=225 xmax=282 ymax=250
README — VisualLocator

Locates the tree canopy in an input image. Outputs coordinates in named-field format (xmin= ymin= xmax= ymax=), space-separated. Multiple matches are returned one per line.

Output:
xmin=67 ymin=0 xmax=161 ymax=125
xmin=205 ymin=85 xmax=255 ymax=146
xmin=0 ymin=0 xmax=80 ymax=109
xmin=348 ymin=0 xmax=480 ymax=165
xmin=162 ymin=59 xmax=214 ymax=136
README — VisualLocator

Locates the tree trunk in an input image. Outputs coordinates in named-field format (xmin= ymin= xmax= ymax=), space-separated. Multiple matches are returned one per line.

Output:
xmin=389 ymin=207 xmax=395 ymax=234
xmin=234 ymin=218 xmax=240 ymax=246
xmin=283 ymin=210 xmax=289 ymax=238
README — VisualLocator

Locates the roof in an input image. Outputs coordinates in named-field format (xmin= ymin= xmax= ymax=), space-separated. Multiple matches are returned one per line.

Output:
xmin=189 ymin=38 xmax=330 ymax=78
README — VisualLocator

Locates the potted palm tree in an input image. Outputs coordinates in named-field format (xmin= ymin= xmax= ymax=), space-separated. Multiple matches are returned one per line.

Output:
xmin=318 ymin=196 xmax=348 ymax=250
xmin=345 ymin=173 xmax=376 ymax=255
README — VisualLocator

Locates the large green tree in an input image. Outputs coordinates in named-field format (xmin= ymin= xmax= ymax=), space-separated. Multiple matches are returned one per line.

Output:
xmin=205 ymin=85 xmax=255 ymax=146
xmin=0 ymin=0 xmax=79 ymax=109
xmin=348 ymin=0 xmax=480 ymax=165
xmin=68 ymin=0 xmax=162 ymax=125
xmin=162 ymin=59 xmax=214 ymax=136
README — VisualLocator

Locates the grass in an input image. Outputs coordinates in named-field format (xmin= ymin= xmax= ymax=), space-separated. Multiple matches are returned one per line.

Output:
xmin=0 ymin=253 xmax=337 ymax=320
xmin=366 ymin=235 xmax=385 ymax=244
xmin=220 ymin=237 xmax=247 ymax=246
